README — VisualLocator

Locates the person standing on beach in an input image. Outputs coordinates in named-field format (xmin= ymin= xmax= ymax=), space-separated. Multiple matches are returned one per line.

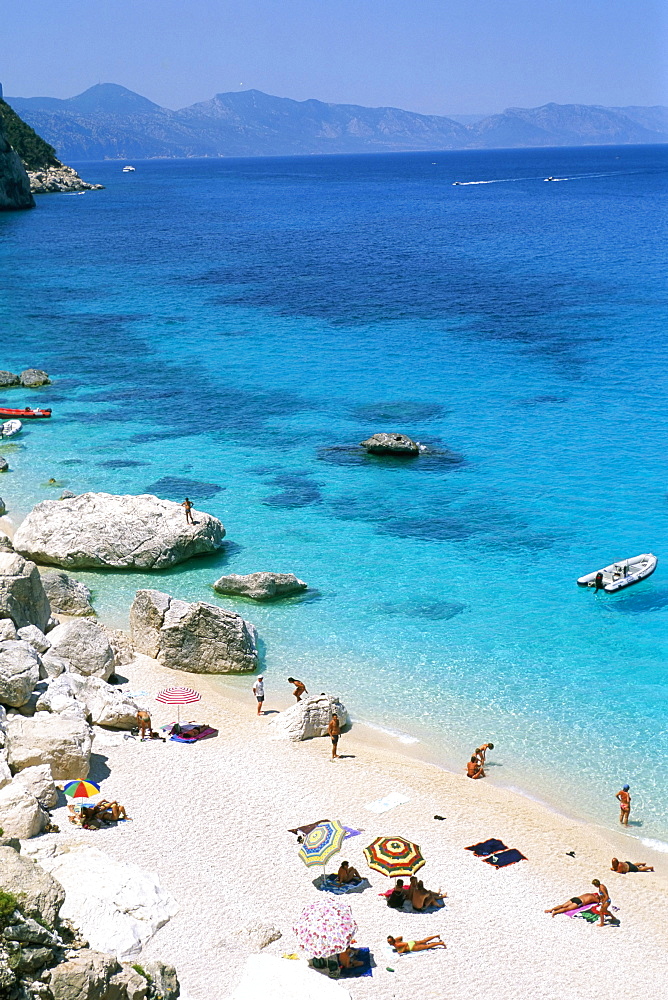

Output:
xmin=328 ymin=712 xmax=340 ymax=759
xmin=252 ymin=675 xmax=265 ymax=716
xmin=136 ymin=708 xmax=152 ymax=741
xmin=288 ymin=677 xmax=307 ymax=701
xmin=476 ymin=742 xmax=494 ymax=765
xmin=592 ymin=879 xmax=619 ymax=926
xmin=181 ymin=497 xmax=194 ymax=524
xmin=616 ymin=785 xmax=631 ymax=825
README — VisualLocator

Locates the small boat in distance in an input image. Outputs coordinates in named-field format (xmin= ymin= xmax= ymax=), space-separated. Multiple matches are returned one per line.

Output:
xmin=122 ymin=165 xmax=136 ymax=172
xmin=452 ymin=181 xmax=462 ymax=185
xmin=544 ymin=176 xmax=557 ymax=182
xmin=577 ymin=553 xmax=657 ymax=593
xmin=0 ymin=407 xmax=51 ymax=419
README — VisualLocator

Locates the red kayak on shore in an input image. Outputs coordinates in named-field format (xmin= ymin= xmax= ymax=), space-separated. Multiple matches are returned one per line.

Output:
xmin=0 ymin=407 xmax=52 ymax=419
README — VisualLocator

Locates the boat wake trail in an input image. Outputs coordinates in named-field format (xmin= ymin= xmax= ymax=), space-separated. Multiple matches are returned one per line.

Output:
xmin=452 ymin=170 xmax=642 ymax=187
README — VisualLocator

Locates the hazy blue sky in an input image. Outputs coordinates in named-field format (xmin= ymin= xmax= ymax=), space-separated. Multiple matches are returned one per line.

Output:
xmin=3 ymin=0 xmax=666 ymax=112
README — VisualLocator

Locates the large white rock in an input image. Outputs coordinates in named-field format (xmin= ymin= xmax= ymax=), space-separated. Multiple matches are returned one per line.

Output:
xmin=36 ymin=845 xmax=179 ymax=960
xmin=0 ymin=639 xmax=41 ymax=707
xmin=0 ymin=551 xmax=51 ymax=630
xmin=0 ymin=845 xmax=65 ymax=924
xmin=0 ymin=617 xmax=17 ymax=640
xmin=5 ymin=712 xmax=93 ymax=779
xmin=14 ymin=492 xmax=226 ymax=570
xmin=228 ymin=954 xmax=351 ymax=1000
xmin=130 ymin=589 xmax=258 ymax=673
xmin=36 ymin=673 xmax=139 ymax=729
xmin=12 ymin=762 xmax=58 ymax=808
xmin=213 ymin=572 xmax=308 ymax=600
xmin=268 ymin=693 xmax=348 ymax=742
xmin=39 ymin=569 xmax=95 ymax=616
xmin=17 ymin=623 xmax=50 ymax=653
xmin=0 ymin=748 xmax=11 ymax=788
xmin=41 ymin=618 xmax=116 ymax=681
xmin=0 ymin=781 xmax=45 ymax=838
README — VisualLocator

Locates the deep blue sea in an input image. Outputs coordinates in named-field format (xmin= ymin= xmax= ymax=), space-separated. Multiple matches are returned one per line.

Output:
xmin=1 ymin=145 xmax=666 ymax=844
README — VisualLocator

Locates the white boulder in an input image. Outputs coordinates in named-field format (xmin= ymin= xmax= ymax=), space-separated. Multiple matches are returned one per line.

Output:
xmin=41 ymin=618 xmax=116 ymax=681
xmin=39 ymin=569 xmax=95 ymax=616
xmin=12 ymin=762 xmax=58 ymax=808
xmin=36 ymin=673 xmax=139 ymax=729
xmin=130 ymin=589 xmax=258 ymax=673
xmin=213 ymin=572 xmax=308 ymax=600
xmin=0 ymin=781 xmax=45 ymax=838
xmin=268 ymin=693 xmax=348 ymax=742
xmin=0 ymin=617 xmax=17 ymax=640
xmin=5 ymin=712 xmax=93 ymax=779
xmin=0 ymin=551 xmax=51 ymax=630
xmin=36 ymin=845 xmax=179 ymax=960
xmin=0 ymin=639 xmax=41 ymax=707
xmin=0 ymin=845 xmax=65 ymax=924
xmin=14 ymin=492 xmax=226 ymax=570
xmin=17 ymin=623 xmax=50 ymax=653
xmin=360 ymin=432 xmax=420 ymax=455
xmin=0 ymin=748 xmax=12 ymax=788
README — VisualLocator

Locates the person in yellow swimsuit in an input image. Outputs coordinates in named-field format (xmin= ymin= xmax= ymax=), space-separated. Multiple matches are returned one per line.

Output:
xmin=387 ymin=935 xmax=446 ymax=953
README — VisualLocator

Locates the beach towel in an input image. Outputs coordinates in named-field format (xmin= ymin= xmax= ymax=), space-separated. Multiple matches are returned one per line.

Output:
xmin=565 ymin=903 xmax=596 ymax=917
xmin=170 ymin=726 xmax=218 ymax=743
xmin=339 ymin=948 xmax=372 ymax=978
xmin=289 ymin=820 xmax=330 ymax=837
xmin=364 ymin=793 xmax=410 ymax=814
xmin=482 ymin=848 xmax=526 ymax=869
xmin=466 ymin=838 xmax=508 ymax=857
xmin=317 ymin=874 xmax=367 ymax=895
xmin=342 ymin=826 xmax=363 ymax=839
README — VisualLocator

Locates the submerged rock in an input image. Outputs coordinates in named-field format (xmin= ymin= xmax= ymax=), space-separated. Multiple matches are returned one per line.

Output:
xmin=130 ymin=588 xmax=258 ymax=673
xmin=0 ymin=550 xmax=51 ymax=630
xmin=360 ymin=432 xmax=420 ymax=455
xmin=40 ymin=569 xmax=95 ymax=616
xmin=213 ymin=571 xmax=308 ymax=600
xmin=14 ymin=491 xmax=226 ymax=570
xmin=0 ymin=371 xmax=19 ymax=387
xmin=268 ymin=692 xmax=348 ymax=742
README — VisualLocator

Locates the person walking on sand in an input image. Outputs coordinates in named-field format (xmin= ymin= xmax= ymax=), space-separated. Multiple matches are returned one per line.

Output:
xmin=328 ymin=712 xmax=341 ymax=759
xmin=136 ymin=708 xmax=152 ymax=741
xmin=592 ymin=879 xmax=619 ymax=926
xmin=288 ymin=677 xmax=307 ymax=702
xmin=181 ymin=497 xmax=194 ymax=525
xmin=252 ymin=675 xmax=265 ymax=716
xmin=616 ymin=785 xmax=631 ymax=825
xmin=387 ymin=935 xmax=446 ymax=953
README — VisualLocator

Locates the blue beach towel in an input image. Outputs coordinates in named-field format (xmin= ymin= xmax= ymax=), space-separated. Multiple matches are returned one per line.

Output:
xmin=340 ymin=948 xmax=372 ymax=978
xmin=482 ymin=848 xmax=526 ymax=869
xmin=316 ymin=874 xmax=368 ymax=895
xmin=466 ymin=838 xmax=508 ymax=857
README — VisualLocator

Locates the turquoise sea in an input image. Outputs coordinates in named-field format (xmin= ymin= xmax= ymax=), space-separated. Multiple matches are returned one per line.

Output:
xmin=1 ymin=145 xmax=666 ymax=844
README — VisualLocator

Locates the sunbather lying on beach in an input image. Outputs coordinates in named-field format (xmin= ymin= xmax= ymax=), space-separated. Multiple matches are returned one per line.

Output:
xmin=611 ymin=858 xmax=654 ymax=874
xmin=67 ymin=804 xmax=100 ymax=828
xmin=387 ymin=935 xmax=446 ymax=953
xmin=337 ymin=861 xmax=361 ymax=884
xmin=93 ymin=800 xmax=131 ymax=823
xmin=544 ymin=892 xmax=599 ymax=916
xmin=338 ymin=947 xmax=364 ymax=969
xmin=466 ymin=756 xmax=484 ymax=778
xmin=407 ymin=877 xmax=446 ymax=910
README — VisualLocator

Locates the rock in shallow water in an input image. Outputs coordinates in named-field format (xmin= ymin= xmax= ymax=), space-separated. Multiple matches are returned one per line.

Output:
xmin=130 ymin=589 xmax=258 ymax=673
xmin=213 ymin=571 xmax=307 ymax=600
xmin=360 ymin=432 xmax=420 ymax=455
xmin=14 ymin=492 xmax=226 ymax=570
xmin=19 ymin=368 xmax=50 ymax=387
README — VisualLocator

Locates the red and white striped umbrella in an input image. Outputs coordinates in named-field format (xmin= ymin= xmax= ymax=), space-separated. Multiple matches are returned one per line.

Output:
xmin=155 ymin=686 xmax=201 ymax=725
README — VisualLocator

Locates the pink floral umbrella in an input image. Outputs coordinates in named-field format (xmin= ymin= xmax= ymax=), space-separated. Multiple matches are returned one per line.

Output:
xmin=293 ymin=898 xmax=357 ymax=958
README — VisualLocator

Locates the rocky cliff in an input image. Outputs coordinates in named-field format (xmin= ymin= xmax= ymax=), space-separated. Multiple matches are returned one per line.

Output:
xmin=0 ymin=98 xmax=102 ymax=196
xmin=0 ymin=117 xmax=34 ymax=210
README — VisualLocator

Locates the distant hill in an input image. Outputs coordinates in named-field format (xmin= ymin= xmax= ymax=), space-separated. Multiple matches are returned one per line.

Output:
xmin=6 ymin=84 xmax=668 ymax=160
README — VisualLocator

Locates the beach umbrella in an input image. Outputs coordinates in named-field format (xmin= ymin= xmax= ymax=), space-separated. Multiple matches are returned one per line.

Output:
xmin=363 ymin=835 xmax=425 ymax=878
xmin=155 ymin=686 xmax=201 ymax=725
xmin=63 ymin=780 xmax=101 ymax=801
xmin=293 ymin=898 xmax=357 ymax=959
xmin=298 ymin=820 xmax=347 ymax=874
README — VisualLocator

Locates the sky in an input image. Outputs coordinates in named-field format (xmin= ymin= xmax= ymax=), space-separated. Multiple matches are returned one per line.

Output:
xmin=2 ymin=0 xmax=667 ymax=113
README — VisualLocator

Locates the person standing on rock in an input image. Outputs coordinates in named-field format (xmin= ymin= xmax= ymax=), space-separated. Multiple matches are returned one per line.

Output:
xmin=328 ymin=712 xmax=341 ymax=759
xmin=288 ymin=677 xmax=307 ymax=701
xmin=253 ymin=675 xmax=265 ymax=716
xmin=181 ymin=497 xmax=194 ymax=525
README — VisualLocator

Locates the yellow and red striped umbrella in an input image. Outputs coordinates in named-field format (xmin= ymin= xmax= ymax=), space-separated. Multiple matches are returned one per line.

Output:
xmin=363 ymin=836 xmax=425 ymax=878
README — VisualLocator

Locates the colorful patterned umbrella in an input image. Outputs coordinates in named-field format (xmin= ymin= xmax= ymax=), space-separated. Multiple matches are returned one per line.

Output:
xmin=293 ymin=898 xmax=357 ymax=958
xmin=363 ymin=835 xmax=425 ymax=877
xmin=298 ymin=820 xmax=346 ymax=871
xmin=63 ymin=780 xmax=101 ymax=800
xmin=155 ymin=686 xmax=201 ymax=724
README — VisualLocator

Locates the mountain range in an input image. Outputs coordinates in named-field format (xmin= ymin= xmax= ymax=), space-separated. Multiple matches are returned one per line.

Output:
xmin=6 ymin=84 xmax=668 ymax=160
